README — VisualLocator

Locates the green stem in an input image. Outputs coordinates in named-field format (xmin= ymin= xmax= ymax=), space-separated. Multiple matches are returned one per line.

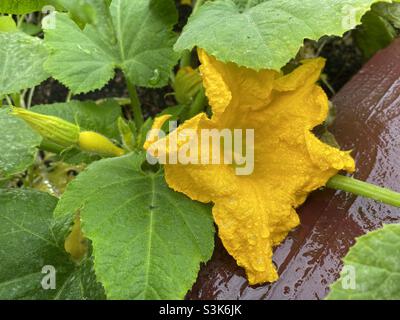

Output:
xmin=26 ymin=166 xmax=36 ymax=188
xmin=11 ymin=93 xmax=21 ymax=108
xmin=40 ymin=139 xmax=65 ymax=154
xmin=95 ymin=97 xmax=131 ymax=106
xmin=17 ymin=14 xmax=25 ymax=28
xmin=66 ymin=91 xmax=73 ymax=102
xmin=5 ymin=95 xmax=13 ymax=106
xmin=186 ymin=87 xmax=207 ymax=119
xmin=126 ymin=80 xmax=144 ymax=128
xmin=193 ymin=0 xmax=204 ymax=14
xmin=27 ymin=87 xmax=35 ymax=109
xmin=327 ymin=175 xmax=400 ymax=208
xmin=245 ymin=0 xmax=253 ymax=10
xmin=180 ymin=50 xmax=192 ymax=68
xmin=20 ymin=89 xmax=28 ymax=108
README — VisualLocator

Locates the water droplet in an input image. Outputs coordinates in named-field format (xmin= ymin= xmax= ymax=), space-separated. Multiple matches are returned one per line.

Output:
xmin=76 ymin=44 xmax=91 ymax=55
xmin=149 ymin=69 xmax=161 ymax=86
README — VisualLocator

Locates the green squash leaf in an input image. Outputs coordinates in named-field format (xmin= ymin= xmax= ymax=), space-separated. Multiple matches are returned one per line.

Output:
xmin=354 ymin=9 xmax=397 ymax=59
xmin=52 ymin=0 xmax=111 ymax=27
xmin=0 ymin=189 xmax=105 ymax=299
xmin=44 ymin=0 xmax=179 ymax=94
xmin=327 ymin=224 xmax=400 ymax=300
xmin=0 ymin=31 xmax=49 ymax=96
xmin=55 ymin=152 xmax=215 ymax=299
xmin=372 ymin=1 xmax=400 ymax=28
xmin=19 ymin=22 xmax=42 ymax=36
xmin=0 ymin=0 xmax=49 ymax=14
xmin=175 ymin=0 xmax=395 ymax=70
xmin=0 ymin=108 xmax=42 ymax=177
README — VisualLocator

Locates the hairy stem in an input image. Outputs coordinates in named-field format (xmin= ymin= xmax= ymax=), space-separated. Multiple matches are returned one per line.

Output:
xmin=193 ymin=0 xmax=205 ymax=14
xmin=11 ymin=93 xmax=21 ymax=108
xmin=180 ymin=50 xmax=192 ymax=68
xmin=186 ymin=87 xmax=207 ymax=119
xmin=66 ymin=91 xmax=73 ymax=102
xmin=126 ymin=79 xmax=144 ymax=129
xmin=327 ymin=175 xmax=400 ymax=208
xmin=5 ymin=95 xmax=13 ymax=106
xmin=27 ymin=87 xmax=35 ymax=109
xmin=17 ymin=14 xmax=26 ymax=28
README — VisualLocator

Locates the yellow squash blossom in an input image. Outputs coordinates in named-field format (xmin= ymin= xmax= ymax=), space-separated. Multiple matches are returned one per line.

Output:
xmin=145 ymin=50 xmax=355 ymax=284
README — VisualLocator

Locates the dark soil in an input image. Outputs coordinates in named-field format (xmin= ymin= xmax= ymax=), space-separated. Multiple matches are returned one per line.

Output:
xmin=31 ymin=71 xmax=177 ymax=118
xmin=319 ymin=33 xmax=364 ymax=96
xmin=74 ymin=71 xmax=177 ymax=118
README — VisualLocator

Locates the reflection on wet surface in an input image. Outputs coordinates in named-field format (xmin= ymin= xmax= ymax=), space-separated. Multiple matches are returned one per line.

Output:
xmin=187 ymin=38 xmax=400 ymax=300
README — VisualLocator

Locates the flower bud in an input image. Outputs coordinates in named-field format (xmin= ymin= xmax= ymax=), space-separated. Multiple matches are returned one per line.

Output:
xmin=79 ymin=131 xmax=125 ymax=157
xmin=12 ymin=108 xmax=125 ymax=158
xmin=11 ymin=107 xmax=80 ymax=148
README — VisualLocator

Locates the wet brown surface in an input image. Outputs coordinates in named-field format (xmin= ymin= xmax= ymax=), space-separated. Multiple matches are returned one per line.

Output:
xmin=187 ymin=38 xmax=400 ymax=300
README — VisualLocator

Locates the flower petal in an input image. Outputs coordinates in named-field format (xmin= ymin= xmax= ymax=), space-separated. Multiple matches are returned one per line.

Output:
xmin=146 ymin=52 xmax=355 ymax=284
xmin=198 ymin=48 xmax=279 ymax=123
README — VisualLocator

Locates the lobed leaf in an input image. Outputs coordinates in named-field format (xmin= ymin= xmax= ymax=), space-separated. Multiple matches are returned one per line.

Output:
xmin=175 ymin=0 xmax=396 ymax=70
xmin=44 ymin=0 xmax=179 ymax=94
xmin=354 ymin=9 xmax=397 ymax=59
xmin=55 ymin=152 xmax=215 ymax=299
xmin=0 ymin=0 xmax=49 ymax=14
